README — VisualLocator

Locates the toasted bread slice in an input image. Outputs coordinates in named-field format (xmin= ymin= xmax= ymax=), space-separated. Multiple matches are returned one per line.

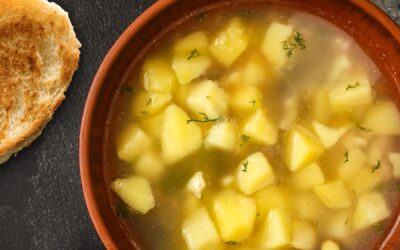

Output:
xmin=0 ymin=0 xmax=81 ymax=164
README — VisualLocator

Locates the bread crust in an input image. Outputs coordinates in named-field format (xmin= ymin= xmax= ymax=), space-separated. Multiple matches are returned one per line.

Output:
xmin=0 ymin=0 xmax=81 ymax=163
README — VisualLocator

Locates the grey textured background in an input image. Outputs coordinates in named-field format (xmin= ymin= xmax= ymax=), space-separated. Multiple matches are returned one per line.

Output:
xmin=0 ymin=1 xmax=398 ymax=249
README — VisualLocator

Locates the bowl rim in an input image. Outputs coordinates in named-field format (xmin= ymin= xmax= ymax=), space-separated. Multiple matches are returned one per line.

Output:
xmin=79 ymin=0 xmax=400 ymax=249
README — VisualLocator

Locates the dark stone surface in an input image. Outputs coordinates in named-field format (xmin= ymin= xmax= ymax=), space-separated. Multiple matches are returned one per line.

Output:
xmin=0 ymin=1 xmax=397 ymax=249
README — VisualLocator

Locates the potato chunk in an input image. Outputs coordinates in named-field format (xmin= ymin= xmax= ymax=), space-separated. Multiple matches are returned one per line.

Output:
xmin=187 ymin=80 xmax=228 ymax=119
xmin=284 ymin=125 xmax=324 ymax=172
xmin=229 ymin=85 xmax=263 ymax=112
xmin=321 ymin=209 xmax=351 ymax=242
xmin=134 ymin=150 xmax=164 ymax=180
xmin=187 ymin=171 xmax=206 ymax=199
xmin=253 ymin=186 xmax=289 ymax=219
xmin=210 ymin=18 xmax=248 ymax=66
xmin=291 ymin=163 xmax=325 ymax=190
xmin=321 ymin=240 xmax=340 ymax=250
xmin=111 ymin=176 xmax=155 ymax=214
xmin=182 ymin=207 xmax=221 ymax=250
xmin=353 ymin=192 xmax=390 ymax=231
xmin=311 ymin=89 xmax=332 ymax=124
xmin=172 ymin=55 xmax=211 ymax=85
xmin=142 ymin=57 xmax=176 ymax=93
xmin=338 ymin=146 xmax=367 ymax=183
xmin=242 ymin=60 xmax=268 ymax=87
xmin=328 ymin=74 xmax=373 ymax=108
xmin=241 ymin=110 xmax=278 ymax=145
xmin=291 ymin=221 xmax=317 ymax=250
xmin=262 ymin=22 xmax=293 ymax=69
xmin=389 ymin=152 xmax=400 ymax=178
xmin=361 ymin=101 xmax=400 ymax=135
xmin=258 ymin=208 xmax=291 ymax=249
xmin=204 ymin=121 xmax=237 ymax=151
xmin=117 ymin=125 xmax=152 ymax=162
xmin=236 ymin=152 xmax=275 ymax=195
xmin=173 ymin=31 xmax=208 ymax=54
xmin=292 ymin=192 xmax=324 ymax=222
xmin=350 ymin=167 xmax=384 ymax=194
xmin=161 ymin=104 xmax=202 ymax=164
xmin=212 ymin=190 xmax=256 ymax=242
xmin=312 ymin=122 xmax=350 ymax=148
xmin=314 ymin=180 xmax=351 ymax=209
xmin=131 ymin=91 xmax=171 ymax=117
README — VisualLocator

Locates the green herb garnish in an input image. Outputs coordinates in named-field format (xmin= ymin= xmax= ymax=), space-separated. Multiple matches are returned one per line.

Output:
xmin=187 ymin=112 xmax=220 ymax=124
xmin=356 ymin=124 xmax=371 ymax=132
xmin=345 ymin=219 xmax=349 ymax=225
xmin=241 ymin=161 xmax=249 ymax=173
xmin=240 ymin=134 xmax=250 ymax=147
xmin=256 ymin=212 xmax=261 ymax=217
xmin=117 ymin=86 xmax=134 ymax=94
xmin=346 ymin=81 xmax=361 ymax=90
xmin=141 ymin=111 xmax=149 ymax=116
xmin=225 ymin=241 xmax=238 ymax=245
xmin=249 ymin=100 xmax=256 ymax=107
xmin=344 ymin=151 xmax=349 ymax=163
xmin=146 ymin=98 xmax=152 ymax=106
xmin=282 ymin=31 xmax=306 ymax=57
xmin=206 ymin=96 xmax=210 ymax=99
xmin=372 ymin=160 xmax=381 ymax=173
xmin=187 ymin=49 xmax=201 ymax=60
xmin=373 ymin=222 xmax=384 ymax=234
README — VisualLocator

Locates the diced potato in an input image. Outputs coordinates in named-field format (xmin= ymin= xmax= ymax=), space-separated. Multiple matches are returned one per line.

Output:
xmin=292 ymin=192 xmax=324 ymax=222
xmin=212 ymin=190 xmax=257 ymax=242
xmin=242 ymin=60 xmax=268 ymax=86
xmin=258 ymin=208 xmax=291 ymax=249
xmin=117 ymin=125 xmax=152 ymax=162
xmin=353 ymin=192 xmax=390 ymax=231
xmin=183 ymin=195 xmax=202 ymax=215
xmin=321 ymin=240 xmax=340 ymax=250
xmin=142 ymin=57 xmax=176 ymax=93
xmin=172 ymin=55 xmax=211 ymax=85
xmin=134 ymin=150 xmax=164 ymax=180
xmin=205 ymin=121 xmax=237 ymax=151
xmin=221 ymin=175 xmax=235 ymax=187
xmin=350 ymin=167 xmax=384 ymax=194
xmin=161 ymin=105 xmax=202 ymax=164
xmin=279 ymin=93 xmax=299 ymax=130
xmin=311 ymin=89 xmax=332 ymax=124
xmin=174 ymin=31 xmax=208 ymax=54
xmin=230 ymin=85 xmax=263 ymax=112
xmin=291 ymin=221 xmax=317 ymax=250
xmin=284 ymin=125 xmax=324 ymax=172
xmin=338 ymin=146 xmax=367 ymax=182
xmin=253 ymin=185 xmax=289 ymax=219
xmin=241 ymin=110 xmax=278 ymax=145
xmin=186 ymin=80 xmax=228 ymax=119
xmin=360 ymin=101 xmax=400 ymax=135
xmin=182 ymin=207 xmax=221 ymax=250
xmin=236 ymin=152 xmax=275 ymax=195
xmin=314 ymin=180 xmax=351 ymax=209
xmin=328 ymin=74 xmax=373 ymax=108
xmin=131 ymin=91 xmax=171 ymax=117
xmin=389 ymin=152 xmax=400 ymax=178
xmin=111 ymin=176 xmax=155 ymax=214
xmin=262 ymin=22 xmax=293 ymax=69
xmin=139 ymin=109 xmax=165 ymax=139
xmin=187 ymin=171 xmax=206 ymax=199
xmin=312 ymin=122 xmax=350 ymax=148
xmin=210 ymin=18 xmax=248 ymax=66
xmin=291 ymin=163 xmax=325 ymax=190
xmin=327 ymin=54 xmax=351 ymax=84
xmin=321 ymin=209 xmax=351 ymax=242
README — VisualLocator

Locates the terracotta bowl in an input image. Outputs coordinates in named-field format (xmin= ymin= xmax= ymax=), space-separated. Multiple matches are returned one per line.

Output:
xmin=80 ymin=0 xmax=400 ymax=249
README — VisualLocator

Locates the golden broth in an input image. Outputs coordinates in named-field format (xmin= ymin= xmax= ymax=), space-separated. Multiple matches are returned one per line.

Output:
xmin=107 ymin=6 xmax=400 ymax=250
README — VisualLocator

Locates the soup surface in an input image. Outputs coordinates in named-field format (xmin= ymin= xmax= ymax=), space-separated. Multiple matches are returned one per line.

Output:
xmin=106 ymin=5 xmax=400 ymax=250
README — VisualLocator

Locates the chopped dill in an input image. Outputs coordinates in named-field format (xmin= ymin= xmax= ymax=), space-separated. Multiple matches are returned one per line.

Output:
xmin=282 ymin=31 xmax=306 ymax=57
xmin=225 ymin=241 xmax=238 ymax=245
xmin=187 ymin=49 xmax=201 ymax=60
xmin=372 ymin=160 xmax=381 ymax=173
xmin=344 ymin=151 xmax=349 ymax=163
xmin=356 ymin=124 xmax=371 ymax=132
xmin=146 ymin=98 xmax=152 ymax=106
xmin=372 ymin=222 xmax=384 ymax=234
xmin=346 ymin=81 xmax=361 ymax=90
xmin=249 ymin=100 xmax=256 ymax=107
xmin=241 ymin=161 xmax=249 ymax=173
xmin=187 ymin=112 xmax=220 ymax=124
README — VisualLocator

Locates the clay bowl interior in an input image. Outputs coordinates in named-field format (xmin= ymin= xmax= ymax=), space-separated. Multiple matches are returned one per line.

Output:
xmin=80 ymin=0 xmax=400 ymax=249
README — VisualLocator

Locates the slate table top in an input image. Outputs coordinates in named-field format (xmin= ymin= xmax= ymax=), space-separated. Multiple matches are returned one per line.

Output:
xmin=0 ymin=1 xmax=398 ymax=249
